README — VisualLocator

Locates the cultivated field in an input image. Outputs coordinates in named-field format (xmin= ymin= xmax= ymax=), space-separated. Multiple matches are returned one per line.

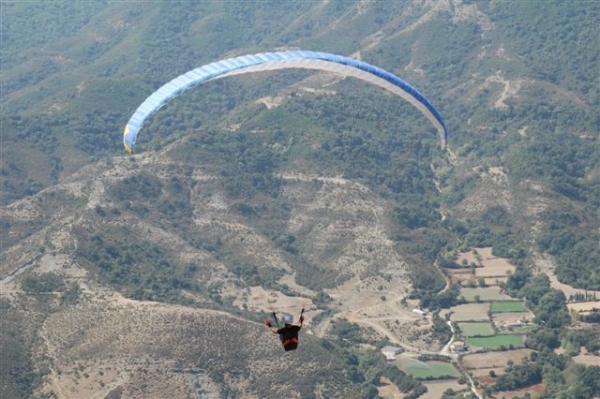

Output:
xmin=490 ymin=301 xmax=525 ymax=313
xmin=499 ymin=383 xmax=545 ymax=399
xmin=397 ymin=357 xmax=460 ymax=379
xmin=441 ymin=303 xmax=489 ymax=322
xmin=460 ymin=287 xmax=511 ymax=302
xmin=462 ymin=349 xmax=534 ymax=369
xmin=572 ymin=353 xmax=600 ymax=367
xmin=447 ymin=248 xmax=516 ymax=290
xmin=470 ymin=366 xmax=506 ymax=378
xmin=449 ymin=269 xmax=473 ymax=285
xmin=474 ymin=257 xmax=515 ymax=278
xmin=421 ymin=380 xmax=469 ymax=399
xmin=567 ymin=301 xmax=600 ymax=312
xmin=458 ymin=322 xmax=495 ymax=337
xmin=507 ymin=325 xmax=536 ymax=334
xmin=466 ymin=334 xmax=525 ymax=350
xmin=492 ymin=311 xmax=534 ymax=325
xmin=483 ymin=276 xmax=508 ymax=286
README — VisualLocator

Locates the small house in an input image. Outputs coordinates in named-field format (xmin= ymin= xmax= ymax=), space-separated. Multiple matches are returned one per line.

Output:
xmin=412 ymin=308 xmax=427 ymax=316
xmin=450 ymin=341 xmax=466 ymax=353
xmin=503 ymin=319 xmax=523 ymax=328
xmin=381 ymin=345 xmax=404 ymax=361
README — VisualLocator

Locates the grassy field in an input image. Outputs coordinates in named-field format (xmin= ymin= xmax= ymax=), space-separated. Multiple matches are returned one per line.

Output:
xmin=458 ymin=322 xmax=495 ymax=337
xmin=466 ymin=334 xmax=525 ymax=350
xmin=490 ymin=301 xmax=525 ymax=313
xmin=397 ymin=358 xmax=460 ymax=379
xmin=460 ymin=287 xmax=510 ymax=302
xmin=442 ymin=303 xmax=490 ymax=322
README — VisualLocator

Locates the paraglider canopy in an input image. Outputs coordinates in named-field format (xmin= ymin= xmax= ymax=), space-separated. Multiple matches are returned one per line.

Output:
xmin=123 ymin=50 xmax=447 ymax=154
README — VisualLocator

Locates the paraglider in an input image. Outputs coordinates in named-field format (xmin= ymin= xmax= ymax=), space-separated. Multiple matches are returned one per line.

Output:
xmin=123 ymin=50 xmax=447 ymax=154
xmin=265 ymin=309 xmax=304 ymax=351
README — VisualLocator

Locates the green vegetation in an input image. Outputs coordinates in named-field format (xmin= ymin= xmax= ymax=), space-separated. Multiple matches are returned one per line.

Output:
xmin=492 ymin=360 xmax=542 ymax=393
xmin=505 ymin=267 xmax=572 ymax=330
xmin=540 ymin=207 xmax=600 ymax=290
xmin=495 ymin=263 xmax=600 ymax=397
xmin=74 ymin=226 xmax=205 ymax=303
xmin=420 ymin=284 xmax=462 ymax=310
xmin=490 ymin=301 xmax=526 ymax=313
xmin=431 ymin=311 xmax=453 ymax=344
xmin=580 ymin=311 xmax=600 ymax=324
xmin=60 ymin=283 xmax=81 ymax=307
xmin=353 ymin=349 xmax=426 ymax=399
xmin=0 ymin=299 xmax=41 ymax=398
xmin=466 ymin=334 xmax=525 ymax=350
xmin=20 ymin=272 xmax=65 ymax=293
xmin=332 ymin=319 xmax=374 ymax=347
xmin=561 ymin=329 xmax=600 ymax=355
xmin=398 ymin=359 xmax=460 ymax=380
xmin=486 ymin=350 xmax=600 ymax=398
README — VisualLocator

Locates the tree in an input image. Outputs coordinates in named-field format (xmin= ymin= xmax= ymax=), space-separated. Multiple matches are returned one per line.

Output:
xmin=535 ymin=290 xmax=571 ymax=329
xmin=519 ymin=273 xmax=551 ymax=307
xmin=525 ymin=329 xmax=560 ymax=350
xmin=494 ymin=362 xmax=542 ymax=392
xmin=504 ymin=264 xmax=531 ymax=296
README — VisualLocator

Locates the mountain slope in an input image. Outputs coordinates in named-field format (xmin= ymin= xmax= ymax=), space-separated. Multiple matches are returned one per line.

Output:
xmin=1 ymin=1 xmax=598 ymax=398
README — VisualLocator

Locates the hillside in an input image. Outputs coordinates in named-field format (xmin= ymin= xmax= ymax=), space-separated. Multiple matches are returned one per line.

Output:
xmin=1 ymin=1 xmax=599 ymax=398
xmin=1 ymin=152 xmax=425 ymax=398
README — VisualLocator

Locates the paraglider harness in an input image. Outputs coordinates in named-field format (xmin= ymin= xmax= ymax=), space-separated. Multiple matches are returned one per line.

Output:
xmin=268 ymin=309 xmax=304 ymax=352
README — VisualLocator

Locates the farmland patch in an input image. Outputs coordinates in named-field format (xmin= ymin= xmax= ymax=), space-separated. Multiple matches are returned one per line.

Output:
xmin=458 ymin=322 xmax=495 ymax=337
xmin=460 ymin=287 xmax=511 ymax=302
xmin=572 ymin=348 xmax=600 ymax=367
xmin=567 ymin=301 xmax=600 ymax=313
xmin=491 ymin=311 xmax=534 ymax=331
xmin=397 ymin=357 xmax=460 ymax=379
xmin=506 ymin=325 xmax=536 ymax=334
xmin=483 ymin=276 xmax=507 ymax=286
xmin=441 ymin=303 xmax=489 ymax=322
xmin=421 ymin=380 xmax=468 ymax=399
xmin=470 ymin=367 xmax=506 ymax=378
xmin=462 ymin=349 xmax=533 ymax=370
xmin=466 ymin=334 xmax=525 ymax=350
xmin=474 ymin=258 xmax=515 ymax=278
xmin=490 ymin=301 xmax=525 ymax=313
xmin=498 ymin=383 xmax=545 ymax=399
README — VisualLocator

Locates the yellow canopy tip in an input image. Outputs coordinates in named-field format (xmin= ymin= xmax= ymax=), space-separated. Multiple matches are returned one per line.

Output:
xmin=123 ymin=125 xmax=134 ymax=154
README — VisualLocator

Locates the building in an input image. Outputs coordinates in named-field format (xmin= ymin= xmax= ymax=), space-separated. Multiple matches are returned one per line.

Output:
xmin=503 ymin=319 xmax=523 ymax=328
xmin=450 ymin=341 xmax=466 ymax=353
xmin=412 ymin=308 xmax=427 ymax=316
xmin=381 ymin=345 xmax=404 ymax=361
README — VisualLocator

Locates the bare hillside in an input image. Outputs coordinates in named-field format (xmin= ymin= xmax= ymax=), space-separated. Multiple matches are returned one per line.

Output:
xmin=1 ymin=147 xmax=419 ymax=398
